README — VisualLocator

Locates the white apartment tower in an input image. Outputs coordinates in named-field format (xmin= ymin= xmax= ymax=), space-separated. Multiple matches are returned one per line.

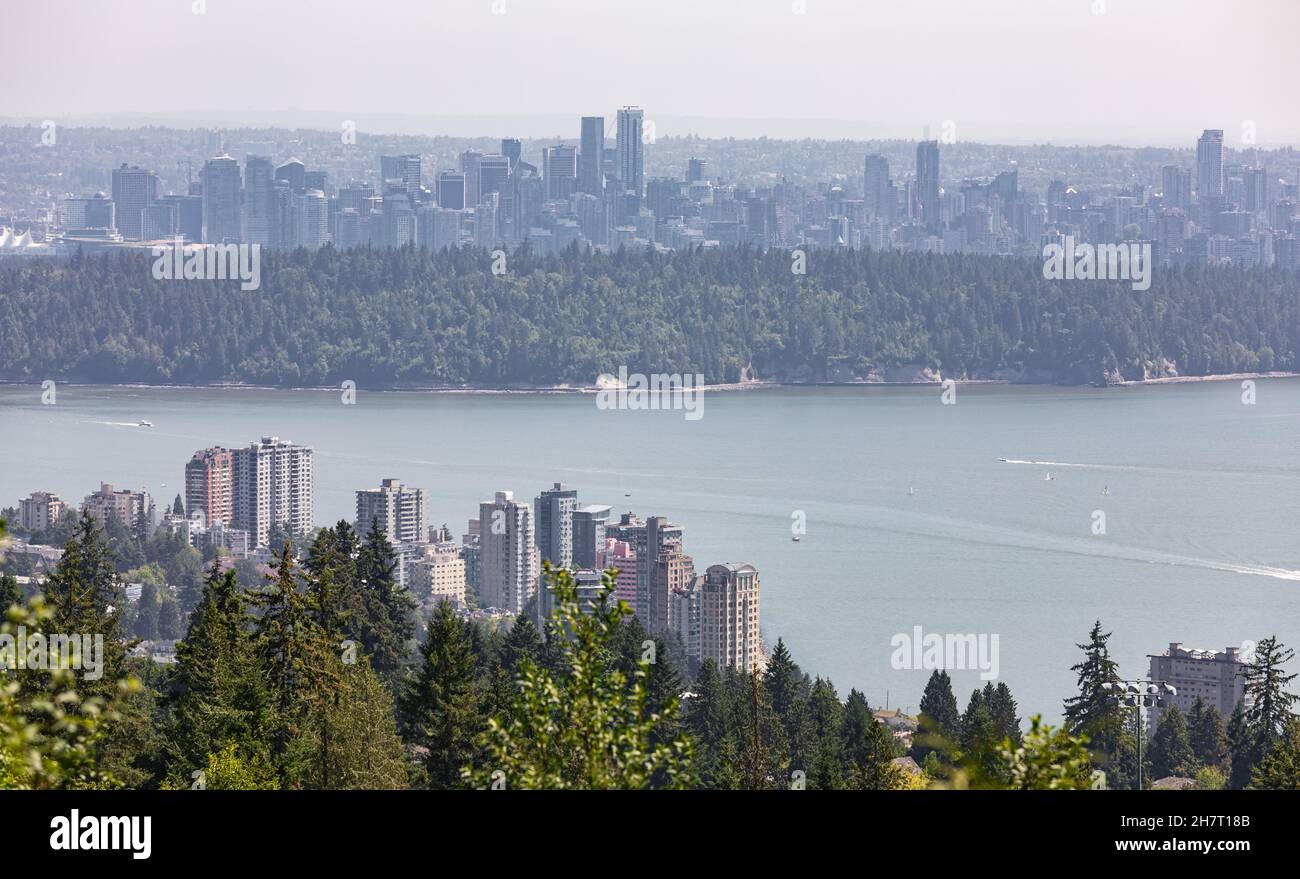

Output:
xmin=478 ymin=490 xmax=539 ymax=615
xmin=231 ymin=436 xmax=314 ymax=549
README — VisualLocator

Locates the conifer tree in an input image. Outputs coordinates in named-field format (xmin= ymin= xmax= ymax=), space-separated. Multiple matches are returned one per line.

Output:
xmin=315 ymin=656 xmax=409 ymax=789
xmin=354 ymin=519 xmax=417 ymax=684
xmin=401 ymin=599 xmax=480 ymax=789
xmin=1242 ymin=636 xmax=1297 ymax=757
xmin=1227 ymin=701 xmax=1255 ymax=790
xmin=912 ymin=669 xmax=960 ymax=763
xmin=1062 ymin=620 xmax=1131 ymax=786
xmin=1148 ymin=704 xmax=1194 ymax=779
xmin=1249 ymin=717 xmax=1300 ymax=790
xmin=1187 ymin=696 xmax=1228 ymax=770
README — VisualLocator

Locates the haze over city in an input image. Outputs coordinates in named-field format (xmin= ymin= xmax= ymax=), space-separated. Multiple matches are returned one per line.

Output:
xmin=6 ymin=0 xmax=1300 ymax=146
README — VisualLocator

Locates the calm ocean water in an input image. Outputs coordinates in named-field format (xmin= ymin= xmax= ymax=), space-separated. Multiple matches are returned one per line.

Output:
xmin=2 ymin=379 xmax=1298 ymax=721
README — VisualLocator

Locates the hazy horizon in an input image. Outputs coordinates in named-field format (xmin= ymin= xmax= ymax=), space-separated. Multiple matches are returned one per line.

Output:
xmin=7 ymin=0 xmax=1299 ymax=148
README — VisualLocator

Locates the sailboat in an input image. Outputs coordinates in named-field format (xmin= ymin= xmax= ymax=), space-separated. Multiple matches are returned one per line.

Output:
xmin=908 ymin=486 xmax=915 ymax=497
xmin=1103 ymin=485 xmax=1110 ymax=496
xmin=1044 ymin=472 xmax=1054 ymax=481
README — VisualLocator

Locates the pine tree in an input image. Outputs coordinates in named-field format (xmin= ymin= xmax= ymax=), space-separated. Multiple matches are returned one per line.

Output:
xmin=314 ymin=657 xmax=409 ymax=789
xmin=1242 ymin=636 xmax=1297 ymax=755
xmin=988 ymin=681 xmax=1022 ymax=747
xmin=842 ymin=688 xmax=896 ymax=788
xmin=1227 ymin=701 xmax=1255 ymax=790
xmin=763 ymin=638 xmax=813 ymax=773
xmin=172 ymin=494 xmax=184 ymax=517
xmin=683 ymin=659 xmax=729 ymax=786
xmin=912 ymin=669 xmax=960 ymax=763
xmin=1187 ymin=696 xmax=1228 ymax=770
xmin=167 ymin=566 xmax=275 ymax=784
xmin=960 ymin=688 xmax=1001 ymax=779
xmin=1149 ymin=704 xmax=1195 ymax=779
xmin=1062 ymin=620 xmax=1131 ymax=786
xmin=354 ymin=519 xmax=417 ymax=684
xmin=401 ymin=599 xmax=481 ymax=789
xmin=39 ymin=510 xmax=127 ymax=702
xmin=806 ymin=677 xmax=845 ymax=790
xmin=249 ymin=545 xmax=335 ymax=782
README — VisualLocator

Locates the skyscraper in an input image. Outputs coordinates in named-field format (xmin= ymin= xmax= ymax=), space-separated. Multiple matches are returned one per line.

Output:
xmin=243 ymin=155 xmax=274 ymax=246
xmin=201 ymin=155 xmax=242 ymax=243
xmin=1197 ymin=129 xmax=1225 ymax=201
xmin=616 ymin=106 xmax=645 ymax=196
xmin=864 ymin=154 xmax=892 ymax=221
xmin=356 ymin=478 xmax=428 ymax=545
xmin=276 ymin=158 xmax=306 ymax=193
xmin=500 ymin=138 xmax=522 ymax=171
xmin=110 ymin=163 xmax=159 ymax=241
xmin=298 ymin=189 xmax=329 ymax=249
xmin=478 ymin=491 xmax=538 ymax=615
xmin=460 ymin=150 xmax=484 ymax=206
xmin=534 ymin=482 xmax=579 ymax=569
xmin=699 ymin=563 xmax=761 ymax=672
xmin=437 ymin=171 xmax=467 ymax=210
xmin=543 ymin=144 xmax=578 ymax=201
xmin=916 ymin=140 xmax=940 ymax=230
xmin=579 ymin=116 xmax=605 ymax=195
xmin=478 ymin=154 xmax=512 ymax=204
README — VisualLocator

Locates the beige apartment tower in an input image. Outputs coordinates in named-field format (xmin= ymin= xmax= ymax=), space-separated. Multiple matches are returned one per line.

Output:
xmin=700 ymin=563 xmax=761 ymax=673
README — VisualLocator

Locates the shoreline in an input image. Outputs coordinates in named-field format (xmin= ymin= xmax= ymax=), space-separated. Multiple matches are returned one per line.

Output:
xmin=2 ymin=371 xmax=1298 ymax=395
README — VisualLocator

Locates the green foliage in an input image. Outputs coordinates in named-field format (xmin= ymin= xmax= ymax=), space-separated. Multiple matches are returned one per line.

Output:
xmin=1249 ymin=717 xmax=1300 ymax=790
xmin=998 ymin=715 xmax=1095 ymax=790
xmin=1149 ymin=704 xmax=1195 ymax=779
xmin=462 ymin=564 xmax=693 ymax=789
xmin=1062 ymin=620 xmax=1133 ymax=788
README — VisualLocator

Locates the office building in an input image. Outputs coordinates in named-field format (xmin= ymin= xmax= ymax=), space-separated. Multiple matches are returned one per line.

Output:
xmin=579 ymin=116 xmax=605 ymax=194
xmin=1197 ymin=129 xmax=1225 ymax=201
xmin=916 ymin=140 xmax=940 ymax=229
xmin=543 ymin=144 xmax=578 ymax=201
xmin=243 ymin=155 xmax=274 ymax=246
xmin=616 ymin=106 xmax=645 ymax=196
xmin=438 ymin=171 xmax=467 ymax=210
xmin=110 ymin=163 xmax=159 ymax=240
xmin=201 ymin=155 xmax=242 ymax=243
xmin=864 ymin=154 xmax=892 ymax=221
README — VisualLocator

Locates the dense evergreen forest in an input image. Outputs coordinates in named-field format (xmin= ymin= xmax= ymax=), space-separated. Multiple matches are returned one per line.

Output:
xmin=0 ymin=245 xmax=1295 ymax=387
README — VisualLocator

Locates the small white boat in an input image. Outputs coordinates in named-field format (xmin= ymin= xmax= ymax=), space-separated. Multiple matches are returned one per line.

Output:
xmin=1044 ymin=472 xmax=1054 ymax=481
xmin=138 ymin=420 xmax=153 ymax=427
xmin=792 ymin=536 xmax=801 ymax=542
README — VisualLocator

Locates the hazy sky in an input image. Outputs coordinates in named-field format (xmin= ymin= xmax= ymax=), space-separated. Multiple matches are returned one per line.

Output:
xmin=7 ymin=0 xmax=1299 ymax=146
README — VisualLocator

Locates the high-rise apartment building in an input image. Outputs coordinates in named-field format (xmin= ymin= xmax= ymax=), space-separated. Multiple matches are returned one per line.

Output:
xmin=700 ymin=563 xmax=761 ymax=673
xmin=231 ymin=436 xmax=314 ymax=549
xmin=355 ymin=478 xmax=428 ymax=545
xmin=1146 ymin=642 xmax=1247 ymax=733
xmin=408 ymin=549 xmax=467 ymax=607
xmin=534 ymin=482 xmax=578 ymax=569
xmin=478 ymin=490 xmax=538 ymax=616
xmin=572 ymin=504 xmax=611 ymax=569
xmin=110 ymin=163 xmax=159 ymax=240
xmin=18 ymin=491 xmax=65 ymax=531
xmin=201 ymin=155 xmax=242 ymax=243
xmin=82 ymin=483 xmax=151 ymax=531
xmin=185 ymin=447 xmax=234 ymax=527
